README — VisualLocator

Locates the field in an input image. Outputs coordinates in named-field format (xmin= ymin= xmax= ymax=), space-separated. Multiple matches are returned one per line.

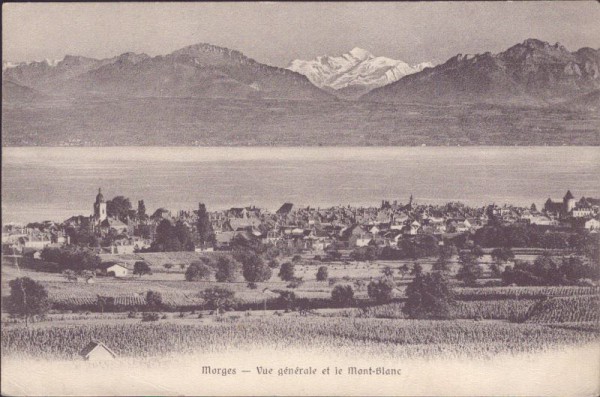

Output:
xmin=3 ymin=316 xmax=599 ymax=361
xmin=2 ymin=254 xmax=600 ymax=396
xmin=3 ymin=260 xmax=599 ymax=315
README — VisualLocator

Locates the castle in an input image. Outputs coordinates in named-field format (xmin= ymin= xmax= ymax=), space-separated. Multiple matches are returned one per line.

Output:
xmin=544 ymin=190 xmax=594 ymax=218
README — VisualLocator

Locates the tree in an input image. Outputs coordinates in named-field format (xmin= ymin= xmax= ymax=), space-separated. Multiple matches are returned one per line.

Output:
xmin=41 ymin=246 xmax=101 ymax=273
xmin=491 ymin=247 xmax=515 ymax=264
xmin=163 ymin=263 xmax=173 ymax=272
xmin=456 ymin=252 xmax=482 ymax=286
xmin=278 ymin=262 xmax=295 ymax=281
xmin=197 ymin=203 xmax=215 ymax=245
xmin=137 ymin=200 xmax=147 ymax=221
xmin=179 ymin=263 xmax=186 ymax=271
xmin=146 ymin=290 xmax=163 ymax=309
xmin=560 ymin=255 xmax=599 ymax=282
xmin=398 ymin=264 xmax=410 ymax=279
xmin=239 ymin=251 xmax=272 ymax=282
xmin=286 ymin=277 xmax=304 ymax=289
xmin=185 ymin=260 xmax=212 ymax=281
xmin=276 ymin=290 xmax=296 ymax=311
xmin=411 ymin=263 xmax=423 ymax=277
xmin=331 ymin=285 xmax=355 ymax=307
xmin=215 ymin=256 xmax=240 ymax=282
xmin=471 ymin=245 xmax=485 ymax=258
xmin=62 ymin=269 xmax=78 ymax=282
xmin=174 ymin=221 xmax=195 ymax=251
xmin=202 ymin=287 xmax=236 ymax=314
xmin=353 ymin=279 xmax=366 ymax=291
xmin=106 ymin=196 xmax=132 ymax=222
xmin=433 ymin=244 xmax=456 ymax=273
xmin=133 ymin=261 xmax=152 ymax=277
xmin=367 ymin=278 xmax=395 ymax=304
xmin=8 ymin=277 xmax=50 ymax=327
xmin=403 ymin=271 xmax=455 ymax=319
xmin=152 ymin=220 xmax=182 ymax=252
xmin=96 ymin=295 xmax=114 ymax=314
xmin=381 ymin=266 xmax=394 ymax=278
xmin=316 ymin=266 xmax=328 ymax=281
xmin=65 ymin=226 xmax=99 ymax=247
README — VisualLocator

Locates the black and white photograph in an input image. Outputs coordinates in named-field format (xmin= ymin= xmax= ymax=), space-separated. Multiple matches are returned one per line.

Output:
xmin=1 ymin=2 xmax=599 ymax=396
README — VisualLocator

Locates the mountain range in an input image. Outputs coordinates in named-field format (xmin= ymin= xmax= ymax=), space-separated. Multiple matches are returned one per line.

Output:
xmin=2 ymin=39 xmax=599 ymax=146
xmin=364 ymin=39 xmax=600 ymax=106
xmin=287 ymin=47 xmax=433 ymax=98
xmin=3 ymin=39 xmax=599 ymax=106
xmin=2 ymin=43 xmax=331 ymax=101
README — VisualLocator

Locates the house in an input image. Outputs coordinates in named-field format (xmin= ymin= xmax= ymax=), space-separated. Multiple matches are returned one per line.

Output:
xmin=99 ymin=218 xmax=129 ymax=235
xmin=530 ymin=215 xmax=558 ymax=226
xmin=403 ymin=220 xmax=422 ymax=235
xmin=572 ymin=204 xmax=594 ymax=218
xmin=354 ymin=235 xmax=374 ymax=247
xmin=585 ymin=218 xmax=600 ymax=231
xmin=106 ymin=263 xmax=128 ymax=278
xmin=80 ymin=340 xmax=117 ymax=361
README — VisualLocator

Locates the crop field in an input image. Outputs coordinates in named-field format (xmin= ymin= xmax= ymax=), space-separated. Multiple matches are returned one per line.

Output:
xmin=328 ymin=300 xmax=538 ymax=322
xmin=3 ymin=316 xmax=599 ymax=361
xmin=454 ymin=286 xmax=600 ymax=301
xmin=526 ymin=295 xmax=600 ymax=323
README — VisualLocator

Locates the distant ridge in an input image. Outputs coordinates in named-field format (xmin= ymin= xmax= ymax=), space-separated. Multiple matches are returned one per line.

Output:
xmin=363 ymin=39 xmax=600 ymax=105
xmin=2 ymin=43 xmax=333 ymax=101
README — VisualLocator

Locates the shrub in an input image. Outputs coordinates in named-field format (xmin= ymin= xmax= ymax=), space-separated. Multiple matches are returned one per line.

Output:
xmin=141 ymin=312 xmax=160 ymax=322
xmin=404 ymin=271 xmax=455 ymax=319
xmin=133 ymin=261 xmax=152 ymax=277
xmin=202 ymin=287 xmax=236 ymax=313
xmin=331 ymin=285 xmax=355 ymax=307
xmin=146 ymin=290 xmax=163 ymax=309
xmin=278 ymin=262 xmax=295 ymax=281
xmin=286 ymin=277 xmax=304 ymax=289
xmin=215 ymin=256 xmax=240 ymax=282
xmin=368 ymin=278 xmax=395 ymax=304
xmin=7 ymin=277 xmax=50 ymax=327
xmin=239 ymin=252 xmax=272 ymax=282
xmin=185 ymin=262 xmax=212 ymax=281
xmin=316 ymin=266 xmax=328 ymax=281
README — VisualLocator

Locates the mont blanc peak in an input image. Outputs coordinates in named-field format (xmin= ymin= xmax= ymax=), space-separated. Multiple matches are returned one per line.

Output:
xmin=287 ymin=47 xmax=432 ymax=95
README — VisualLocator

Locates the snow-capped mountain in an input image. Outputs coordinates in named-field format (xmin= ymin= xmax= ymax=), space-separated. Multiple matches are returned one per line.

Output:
xmin=287 ymin=47 xmax=433 ymax=97
xmin=2 ymin=59 xmax=61 ymax=71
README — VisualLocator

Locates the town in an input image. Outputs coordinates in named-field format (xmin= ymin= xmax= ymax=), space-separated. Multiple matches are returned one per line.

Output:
xmin=3 ymin=189 xmax=599 ymax=262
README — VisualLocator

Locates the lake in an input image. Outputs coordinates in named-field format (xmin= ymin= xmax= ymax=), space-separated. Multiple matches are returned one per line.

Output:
xmin=2 ymin=146 xmax=599 ymax=223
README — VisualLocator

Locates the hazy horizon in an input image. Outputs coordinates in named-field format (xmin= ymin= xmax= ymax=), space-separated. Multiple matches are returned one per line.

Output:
xmin=3 ymin=2 xmax=599 ymax=67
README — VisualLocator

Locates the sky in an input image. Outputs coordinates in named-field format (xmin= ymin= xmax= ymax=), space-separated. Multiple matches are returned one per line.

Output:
xmin=3 ymin=2 xmax=600 ymax=67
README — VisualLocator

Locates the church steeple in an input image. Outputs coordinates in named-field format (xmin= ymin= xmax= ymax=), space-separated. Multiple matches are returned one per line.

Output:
xmin=94 ymin=188 xmax=107 ymax=222
xmin=96 ymin=188 xmax=105 ymax=204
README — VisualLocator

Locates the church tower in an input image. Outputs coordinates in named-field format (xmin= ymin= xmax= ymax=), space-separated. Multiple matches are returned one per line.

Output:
xmin=94 ymin=188 xmax=107 ymax=222
xmin=563 ymin=190 xmax=575 ymax=214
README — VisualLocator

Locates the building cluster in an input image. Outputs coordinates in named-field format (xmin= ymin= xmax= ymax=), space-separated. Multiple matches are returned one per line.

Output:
xmin=2 ymin=189 xmax=599 ymax=257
